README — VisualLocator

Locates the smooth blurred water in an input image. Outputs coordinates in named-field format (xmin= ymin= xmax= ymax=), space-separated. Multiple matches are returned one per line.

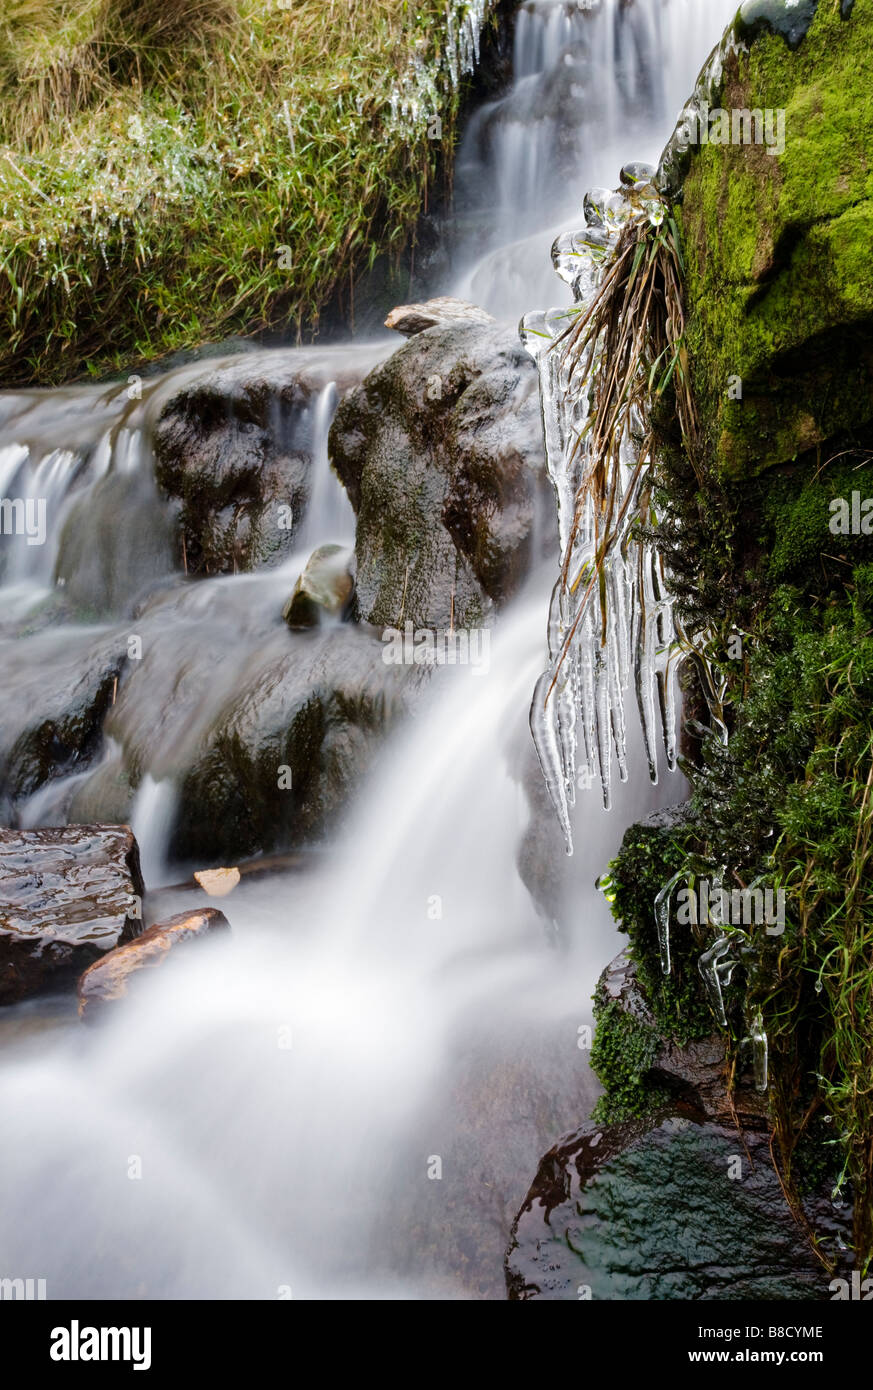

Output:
xmin=0 ymin=0 xmax=735 ymax=1298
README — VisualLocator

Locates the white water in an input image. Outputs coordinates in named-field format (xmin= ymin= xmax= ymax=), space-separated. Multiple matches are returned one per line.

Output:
xmin=0 ymin=0 xmax=736 ymax=1298
xmin=445 ymin=0 xmax=737 ymax=320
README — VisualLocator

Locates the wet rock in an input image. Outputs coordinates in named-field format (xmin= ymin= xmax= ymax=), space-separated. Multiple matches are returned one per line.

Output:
xmin=597 ymin=948 xmax=767 ymax=1123
xmin=505 ymin=1108 xmax=850 ymax=1300
xmin=152 ymin=349 xmax=384 ymax=576
xmin=193 ymin=867 xmax=240 ymax=898
xmin=0 ymin=825 xmax=144 ymax=1005
xmin=64 ymin=579 xmax=422 ymax=863
xmin=77 ymin=907 xmax=229 ymax=1022
xmin=384 ymin=297 xmax=497 ymax=337
xmin=282 ymin=545 xmax=355 ymax=628
xmin=330 ymin=320 xmax=551 ymax=630
xmin=0 ymin=628 xmax=124 ymax=809
xmin=172 ymin=625 xmax=421 ymax=864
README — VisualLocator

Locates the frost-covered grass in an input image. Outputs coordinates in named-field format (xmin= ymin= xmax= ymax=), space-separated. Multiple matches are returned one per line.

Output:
xmin=0 ymin=0 xmax=491 ymax=385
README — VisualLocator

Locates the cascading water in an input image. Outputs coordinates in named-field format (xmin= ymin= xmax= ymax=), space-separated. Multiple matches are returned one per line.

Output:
xmin=0 ymin=0 xmax=738 ymax=1298
xmin=445 ymin=0 xmax=738 ymax=321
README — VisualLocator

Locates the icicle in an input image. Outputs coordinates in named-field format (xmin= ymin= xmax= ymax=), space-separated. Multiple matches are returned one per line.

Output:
xmin=747 ymin=1009 xmax=769 ymax=1092
xmin=697 ymin=934 xmax=736 ymax=1027
xmin=654 ymin=869 xmax=687 ymax=976
xmin=525 ymin=166 xmax=683 ymax=815
xmin=529 ymin=669 xmax=574 ymax=855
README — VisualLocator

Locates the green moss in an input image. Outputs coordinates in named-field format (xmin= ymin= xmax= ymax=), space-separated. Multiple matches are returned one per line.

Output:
xmin=599 ymin=819 xmax=714 ymax=1046
xmin=590 ymin=997 xmax=669 ymax=1123
xmin=677 ymin=0 xmax=873 ymax=478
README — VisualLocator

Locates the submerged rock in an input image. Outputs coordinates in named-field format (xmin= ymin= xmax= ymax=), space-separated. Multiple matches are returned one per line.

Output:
xmin=172 ymin=626 xmax=421 ymax=863
xmin=62 ymin=578 xmax=421 ymax=864
xmin=77 ymin=907 xmax=229 ymax=1022
xmin=282 ymin=545 xmax=355 ymax=628
xmin=330 ymin=319 xmax=551 ymax=630
xmin=0 ymin=627 xmax=124 ymax=811
xmin=0 ymin=825 xmax=144 ymax=1005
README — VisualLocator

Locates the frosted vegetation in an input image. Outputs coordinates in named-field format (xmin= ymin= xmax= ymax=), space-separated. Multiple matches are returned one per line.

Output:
xmin=521 ymin=166 xmax=680 ymax=848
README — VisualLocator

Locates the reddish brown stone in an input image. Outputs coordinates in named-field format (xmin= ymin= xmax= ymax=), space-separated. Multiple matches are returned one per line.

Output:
xmin=77 ymin=907 xmax=230 ymax=1021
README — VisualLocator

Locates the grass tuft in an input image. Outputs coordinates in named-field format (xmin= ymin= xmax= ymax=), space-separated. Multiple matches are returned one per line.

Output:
xmin=0 ymin=0 xmax=491 ymax=384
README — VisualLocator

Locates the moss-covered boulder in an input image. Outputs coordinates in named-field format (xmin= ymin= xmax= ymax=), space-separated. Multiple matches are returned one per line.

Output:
xmin=329 ymin=319 xmax=551 ymax=631
xmin=664 ymin=0 xmax=873 ymax=478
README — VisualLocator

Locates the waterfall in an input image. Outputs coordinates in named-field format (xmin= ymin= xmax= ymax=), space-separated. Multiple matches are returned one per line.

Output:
xmin=0 ymin=0 xmax=738 ymax=1298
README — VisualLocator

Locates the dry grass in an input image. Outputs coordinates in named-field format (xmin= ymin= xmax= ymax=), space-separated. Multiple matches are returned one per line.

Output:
xmin=548 ymin=208 xmax=697 ymax=691
xmin=0 ymin=0 xmax=485 ymax=383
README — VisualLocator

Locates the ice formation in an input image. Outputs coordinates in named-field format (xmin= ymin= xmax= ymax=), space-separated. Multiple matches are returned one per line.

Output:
xmin=523 ymin=163 xmax=678 ymax=848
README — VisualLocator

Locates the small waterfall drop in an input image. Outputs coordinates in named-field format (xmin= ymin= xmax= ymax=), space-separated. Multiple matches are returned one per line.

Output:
xmin=0 ymin=0 xmax=739 ymax=1298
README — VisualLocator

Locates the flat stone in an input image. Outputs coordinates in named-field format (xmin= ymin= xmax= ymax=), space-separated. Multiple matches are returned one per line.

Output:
xmin=0 ymin=825 xmax=144 ymax=1005
xmin=77 ymin=907 xmax=230 ymax=1021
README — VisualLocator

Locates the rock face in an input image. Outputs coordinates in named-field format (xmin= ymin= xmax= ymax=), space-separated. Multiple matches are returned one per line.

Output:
xmin=0 ymin=628 xmax=124 ymax=815
xmin=594 ymin=948 xmax=768 ymax=1125
xmin=505 ymin=1108 xmax=850 ymax=1300
xmin=152 ymin=349 xmax=384 ymax=576
xmin=0 ymin=825 xmax=144 ymax=1005
xmin=77 ymin=907 xmax=229 ymax=1021
xmin=172 ymin=626 xmax=420 ymax=863
xmin=282 ymin=545 xmax=355 ymax=628
xmin=661 ymin=0 xmax=873 ymax=478
xmin=329 ymin=319 xmax=551 ymax=631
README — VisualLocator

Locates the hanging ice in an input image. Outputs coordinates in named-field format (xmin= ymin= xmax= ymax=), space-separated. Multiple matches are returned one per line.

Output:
xmin=523 ymin=162 xmax=678 ymax=849
xmin=745 ymin=1008 xmax=769 ymax=1092
xmin=697 ymin=934 xmax=736 ymax=1028
xmin=653 ymin=868 xmax=688 ymax=977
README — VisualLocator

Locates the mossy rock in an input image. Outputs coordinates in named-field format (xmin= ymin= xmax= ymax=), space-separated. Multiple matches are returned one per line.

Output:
xmin=671 ymin=0 xmax=873 ymax=478
xmin=329 ymin=320 xmax=549 ymax=631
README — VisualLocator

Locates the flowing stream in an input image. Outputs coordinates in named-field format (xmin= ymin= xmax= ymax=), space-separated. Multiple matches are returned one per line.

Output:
xmin=0 ymin=0 xmax=736 ymax=1299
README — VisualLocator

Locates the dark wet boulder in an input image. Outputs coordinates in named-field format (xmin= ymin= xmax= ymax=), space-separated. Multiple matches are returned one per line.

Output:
xmin=505 ymin=1107 xmax=850 ymax=1300
xmin=329 ymin=319 xmax=551 ymax=631
xmin=62 ymin=578 xmax=422 ymax=863
xmin=0 ymin=825 xmax=144 ymax=1005
xmin=282 ymin=544 xmax=355 ymax=628
xmin=505 ymin=948 xmax=850 ymax=1299
xmin=0 ymin=627 xmax=125 ymax=811
xmin=152 ymin=347 xmax=385 ymax=576
xmin=77 ymin=906 xmax=229 ymax=1022
xmin=172 ymin=625 xmax=421 ymax=863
